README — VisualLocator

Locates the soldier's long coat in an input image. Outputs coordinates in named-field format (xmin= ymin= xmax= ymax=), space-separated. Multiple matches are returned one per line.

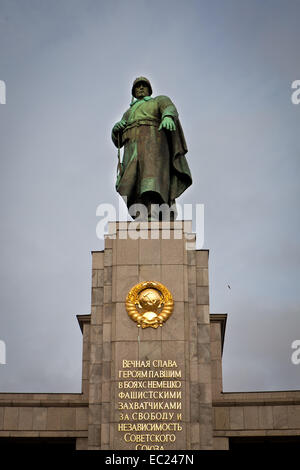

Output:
xmin=112 ymin=95 xmax=192 ymax=210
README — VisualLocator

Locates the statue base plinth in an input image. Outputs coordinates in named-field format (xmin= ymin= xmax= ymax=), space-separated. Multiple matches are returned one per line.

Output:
xmin=85 ymin=221 xmax=216 ymax=450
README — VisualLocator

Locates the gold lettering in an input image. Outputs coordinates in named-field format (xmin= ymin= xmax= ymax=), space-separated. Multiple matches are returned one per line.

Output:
xmin=124 ymin=433 xmax=176 ymax=443
xmin=118 ymin=359 xmax=184 ymax=446
xmin=118 ymin=422 xmax=183 ymax=432
xmin=152 ymin=360 xmax=178 ymax=368
xmin=122 ymin=360 xmax=151 ymax=368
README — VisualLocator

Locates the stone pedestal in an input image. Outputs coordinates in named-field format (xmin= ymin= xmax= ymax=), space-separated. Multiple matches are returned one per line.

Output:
xmin=88 ymin=221 xmax=213 ymax=450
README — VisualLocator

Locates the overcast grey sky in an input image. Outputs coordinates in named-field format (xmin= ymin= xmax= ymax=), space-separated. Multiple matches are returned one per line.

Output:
xmin=0 ymin=0 xmax=299 ymax=393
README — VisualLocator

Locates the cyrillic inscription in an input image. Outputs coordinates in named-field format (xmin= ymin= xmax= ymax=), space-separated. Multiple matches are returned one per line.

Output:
xmin=117 ymin=359 xmax=184 ymax=449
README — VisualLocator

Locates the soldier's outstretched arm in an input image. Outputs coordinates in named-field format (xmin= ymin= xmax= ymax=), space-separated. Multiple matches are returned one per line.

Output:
xmin=158 ymin=116 xmax=176 ymax=131
xmin=157 ymin=95 xmax=177 ymax=131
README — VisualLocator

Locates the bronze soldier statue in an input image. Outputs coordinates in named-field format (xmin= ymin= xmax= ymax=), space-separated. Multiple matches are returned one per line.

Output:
xmin=112 ymin=77 xmax=192 ymax=220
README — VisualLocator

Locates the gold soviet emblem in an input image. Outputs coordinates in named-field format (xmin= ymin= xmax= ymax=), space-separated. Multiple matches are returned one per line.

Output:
xmin=125 ymin=281 xmax=174 ymax=328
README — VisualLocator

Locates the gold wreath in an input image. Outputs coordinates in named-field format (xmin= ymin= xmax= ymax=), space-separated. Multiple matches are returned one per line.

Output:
xmin=125 ymin=281 xmax=174 ymax=328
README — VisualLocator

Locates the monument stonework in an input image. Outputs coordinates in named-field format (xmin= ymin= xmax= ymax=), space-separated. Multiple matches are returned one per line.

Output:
xmin=87 ymin=221 xmax=213 ymax=450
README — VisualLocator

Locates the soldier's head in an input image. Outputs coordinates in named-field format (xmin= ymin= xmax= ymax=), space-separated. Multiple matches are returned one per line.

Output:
xmin=132 ymin=76 xmax=152 ymax=99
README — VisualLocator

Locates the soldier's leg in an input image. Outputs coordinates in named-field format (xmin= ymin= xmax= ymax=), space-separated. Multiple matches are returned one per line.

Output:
xmin=141 ymin=192 xmax=176 ymax=221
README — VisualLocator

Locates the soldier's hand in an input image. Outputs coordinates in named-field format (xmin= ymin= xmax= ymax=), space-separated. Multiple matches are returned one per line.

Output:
xmin=158 ymin=116 xmax=176 ymax=132
xmin=113 ymin=119 xmax=127 ymax=132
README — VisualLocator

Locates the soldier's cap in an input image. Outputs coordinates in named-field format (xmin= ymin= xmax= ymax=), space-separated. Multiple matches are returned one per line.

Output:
xmin=132 ymin=77 xmax=153 ymax=98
